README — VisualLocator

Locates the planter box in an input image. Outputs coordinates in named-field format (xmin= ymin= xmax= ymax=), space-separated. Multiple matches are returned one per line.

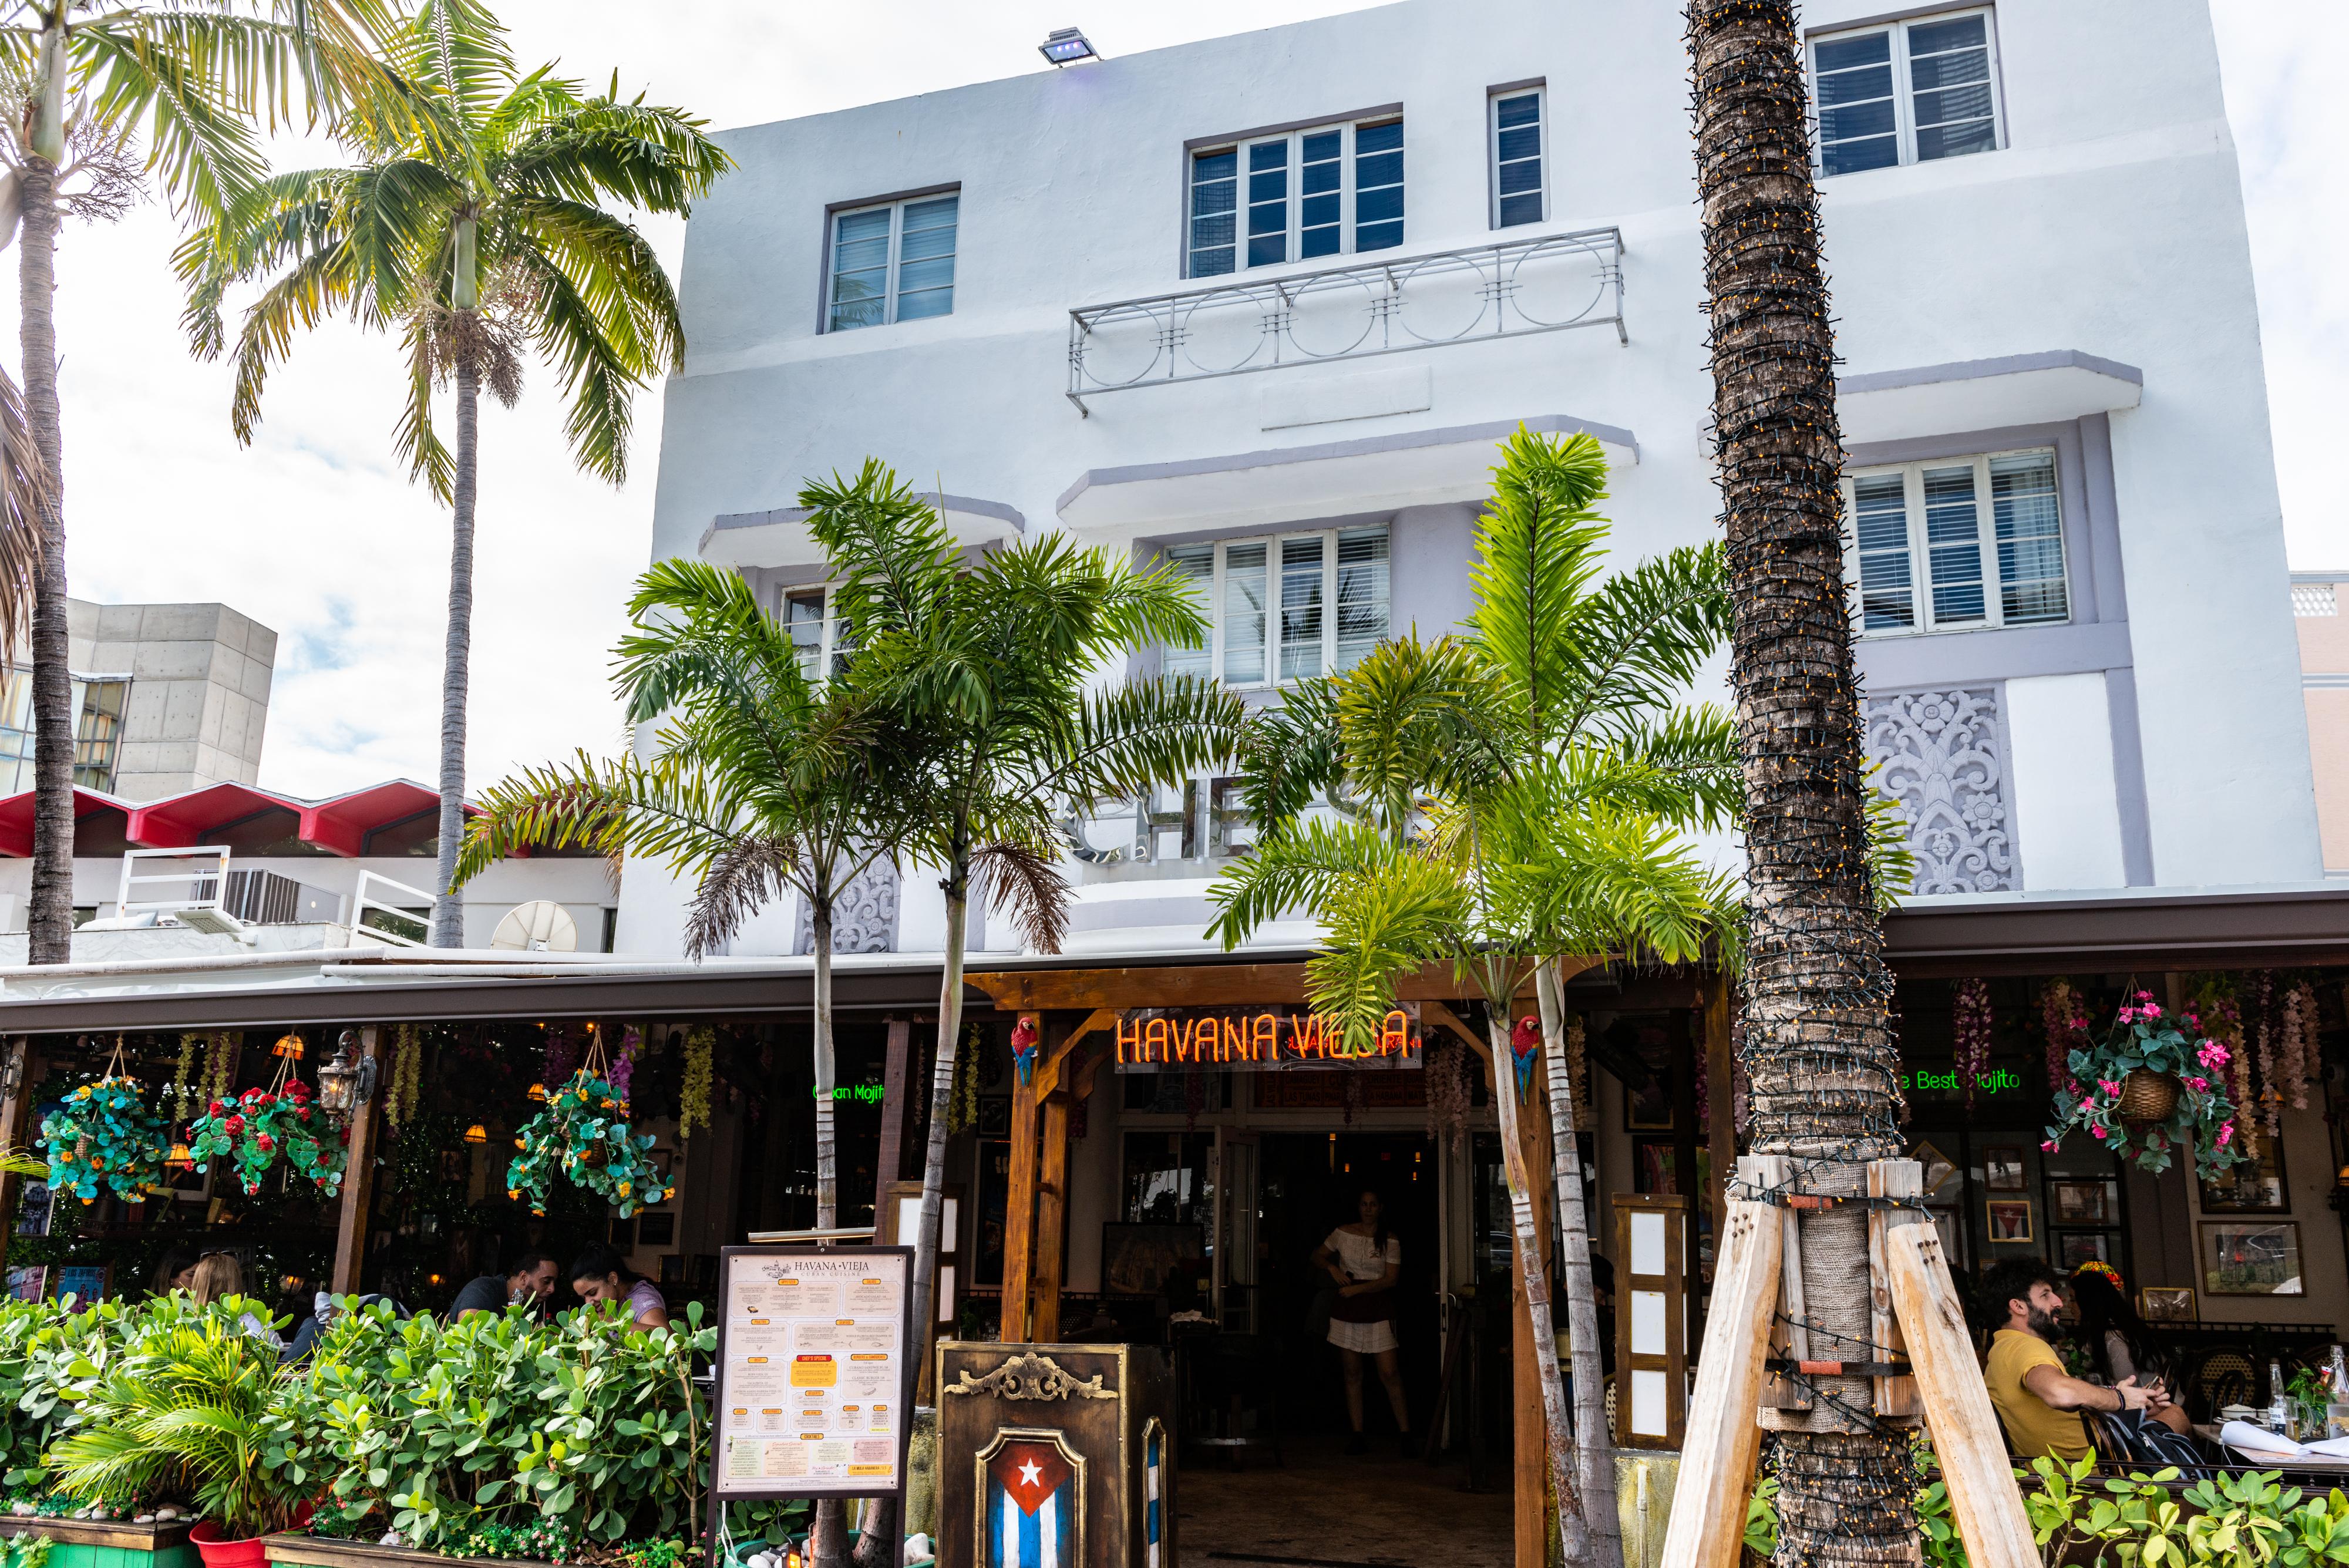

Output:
xmin=0 ymin=1513 xmax=199 ymax=1568
xmin=263 ymin=1537 xmax=557 ymax=1568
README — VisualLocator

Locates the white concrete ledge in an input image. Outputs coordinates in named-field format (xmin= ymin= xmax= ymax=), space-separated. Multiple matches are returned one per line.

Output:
xmin=701 ymin=493 xmax=1025 ymax=570
xmin=1837 ymin=350 xmax=2143 ymax=446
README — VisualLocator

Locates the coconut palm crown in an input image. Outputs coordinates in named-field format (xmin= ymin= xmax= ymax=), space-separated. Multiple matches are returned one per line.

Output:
xmin=176 ymin=0 xmax=732 ymax=948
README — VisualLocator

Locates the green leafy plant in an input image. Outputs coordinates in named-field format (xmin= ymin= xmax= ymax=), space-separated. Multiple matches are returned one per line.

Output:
xmin=505 ymin=1071 xmax=672 ymax=1219
xmin=186 ymin=1078 xmax=348 ymax=1197
xmin=40 ymin=1076 xmax=166 ymax=1203
xmin=2045 ymin=990 xmax=2245 ymax=1179
xmin=45 ymin=1295 xmax=302 ymax=1539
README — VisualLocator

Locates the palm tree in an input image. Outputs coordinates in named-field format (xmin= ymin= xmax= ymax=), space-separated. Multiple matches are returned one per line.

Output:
xmin=1687 ymin=3 xmax=1910 ymax=1564
xmin=455 ymin=558 xmax=910 ymax=1235
xmin=179 ymin=0 xmax=732 ymax=948
xmin=1206 ymin=429 xmax=1738 ymax=1568
xmin=0 ymin=0 xmax=399 ymax=963
xmin=797 ymin=457 xmax=1248 ymax=1399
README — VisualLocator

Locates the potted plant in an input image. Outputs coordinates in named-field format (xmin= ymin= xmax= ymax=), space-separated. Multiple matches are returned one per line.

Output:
xmin=44 ymin=1297 xmax=308 ymax=1567
xmin=39 ymin=1045 xmax=168 ymax=1205
xmin=2042 ymin=989 xmax=2247 ymax=1179
xmin=184 ymin=1038 xmax=347 ymax=1199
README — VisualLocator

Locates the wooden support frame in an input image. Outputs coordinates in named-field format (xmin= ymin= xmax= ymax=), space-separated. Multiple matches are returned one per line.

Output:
xmin=1661 ymin=1158 xmax=2036 ymax=1568
xmin=329 ymin=1025 xmax=383 ymax=1296
xmin=997 ymin=1008 xmax=1115 ymax=1346
xmin=0 ymin=1038 xmax=31 ymax=1274
xmin=1869 ymin=1159 xmax=1926 ymax=1418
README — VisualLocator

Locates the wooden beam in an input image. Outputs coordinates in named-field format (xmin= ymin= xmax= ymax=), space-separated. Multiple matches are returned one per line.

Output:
xmin=1753 ymin=1155 xmax=1811 ymax=1412
xmin=876 ymin=1017 xmax=913 ymax=1194
xmin=1418 ymin=1000 xmax=1493 ymax=1068
xmin=998 ymin=1012 xmax=1044 ymax=1344
xmin=1704 ymin=977 xmax=1734 ymax=1241
xmin=1868 ymin=1159 xmax=1925 ymax=1419
xmin=1032 ymin=1008 xmax=1117 ymax=1099
xmin=0 ymin=1039 xmax=32 ymax=1274
xmin=1658 ymin=1193 xmax=1782 ymax=1568
xmin=330 ymin=1025 xmax=383 ymax=1297
xmin=1887 ymin=1224 xmax=2038 ymax=1568
xmin=1031 ymin=1095 xmax=1071 ymax=1343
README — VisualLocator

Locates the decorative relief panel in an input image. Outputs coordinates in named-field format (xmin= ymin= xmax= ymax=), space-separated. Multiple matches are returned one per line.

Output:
xmin=795 ymin=858 xmax=901 ymax=954
xmin=1863 ymin=685 xmax=2017 ymax=894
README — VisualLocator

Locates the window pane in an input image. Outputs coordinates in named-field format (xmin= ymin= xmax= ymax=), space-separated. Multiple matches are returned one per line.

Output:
xmin=1190 ymin=150 xmax=1239 ymax=277
xmin=1815 ymin=30 xmax=1891 ymax=72
xmin=1278 ymin=537 xmax=1325 ymax=682
xmin=1494 ymin=93 xmax=1542 ymax=228
xmin=784 ymin=589 xmax=827 ymax=678
xmin=1991 ymin=453 xmax=2068 ymax=624
xmin=827 ymin=208 xmax=892 ymax=331
xmin=1301 ymin=130 xmax=1342 ymax=258
xmin=1336 ymin=528 xmax=1390 ymax=669
xmin=1163 ymin=545 xmax=1214 ymax=679
xmin=1354 ymin=120 xmax=1404 ymax=252
xmin=74 ymin=679 xmax=124 ymax=790
xmin=1223 ymin=544 xmax=1268 ymax=684
xmin=1247 ymin=140 xmax=1288 ymax=268
xmin=1815 ymin=29 xmax=1901 ymax=178
xmin=1910 ymin=15 xmax=1995 ymax=164
xmin=1921 ymin=465 xmax=1985 ymax=624
xmin=1822 ymin=135 xmax=1900 ymax=177
xmin=1852 ymin=475 xmax=1914 ymax=630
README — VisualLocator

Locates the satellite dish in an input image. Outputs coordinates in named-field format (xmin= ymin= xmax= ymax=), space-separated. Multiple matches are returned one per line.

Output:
xmin=490 ymin=900 xmax=578 ymax=953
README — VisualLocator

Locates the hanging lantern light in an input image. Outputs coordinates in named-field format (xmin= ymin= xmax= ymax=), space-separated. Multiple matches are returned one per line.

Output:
xmin=273 ymin=1031 xmax=305 ymax=1061
xmin=463 ymin=1123 xmax=488 ymax=1145
xmin=166 ymin=1141 xmax=194 ymax=1169
xmin=526 ymin=1083 xmax=548 ymax=1102
xmin=315 ymin=1030 xmax=378 ymax=1118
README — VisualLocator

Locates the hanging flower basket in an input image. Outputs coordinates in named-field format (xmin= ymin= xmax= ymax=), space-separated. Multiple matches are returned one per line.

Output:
xmin=184 ymin=1036 xmax=347 ymax=1197
xmin=2044 ymin=990 xmax=2244 ymax=1179
xmin=41 ymin=1045 xmax=168 ymax=1203
xmin=506 ymin=1051 xmax=672 ymax=1219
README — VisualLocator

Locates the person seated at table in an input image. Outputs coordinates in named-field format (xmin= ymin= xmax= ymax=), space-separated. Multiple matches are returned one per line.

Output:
xmin=1981 ymin=1259 xmax=2166 ymax=1459
xmin=570 ymin=1244 xmax=670 ymax=1331
xmin=450 ymin=1252 xmax=560 ymax=1321
xmin=2070 ymin=1260 xmax=2192 ymax=1436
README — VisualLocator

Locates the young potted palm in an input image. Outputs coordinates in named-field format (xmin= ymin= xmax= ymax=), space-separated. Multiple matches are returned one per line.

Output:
xmin=45 ymin=1296 xmax=305 ymax=1567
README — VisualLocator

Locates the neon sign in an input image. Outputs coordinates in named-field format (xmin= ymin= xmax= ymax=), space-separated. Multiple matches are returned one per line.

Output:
xmin=1114 ymin=1010 xmax=1418 ymax=1069
xmin=1905 ymin=1066 xmax=2019 ymax=1095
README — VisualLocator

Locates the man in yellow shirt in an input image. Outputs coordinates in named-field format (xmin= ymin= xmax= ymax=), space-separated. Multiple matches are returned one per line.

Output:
xmin=1980 ymin=1259 xmax=2165 ymax=1459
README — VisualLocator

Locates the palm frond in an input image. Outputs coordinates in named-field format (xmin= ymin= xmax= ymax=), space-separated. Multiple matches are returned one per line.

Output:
xmin=1204 ymin=814 xmax=1396 ymax=950
xmin=1550 ymin=541 xmax=1733 ymax=748
xmin=682 ymin=834 xmax=805 ymax=962
xmin=971 ymin=839 xmax=1069 ymax=955
xmin=452 ymin=748 xmax=743 ymax=887
xmin=1466 ymin=426 xmax=1610 ymax=742
xmin=1305 ymin=850 xmax=1469 ymax=1054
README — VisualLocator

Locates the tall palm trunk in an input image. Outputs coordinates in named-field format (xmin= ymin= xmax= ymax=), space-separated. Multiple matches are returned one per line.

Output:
xmin=429 ymin=348 xmax=479 ymax=947
xmin=812 ymin=896 xmax=838 ymax=1230
xmin=1538 ymin=963 xmax=1620 ymax=1568
xmin=1688 ymin=5 xmax=1910 ymax=1564
xmin=19 ymin=158 xmax=69 ymax=965
xmin=910 ymin=839 xmax=970 ymax=1364
xmin=1482 ymin=1001 xmax=1588 ymax=1568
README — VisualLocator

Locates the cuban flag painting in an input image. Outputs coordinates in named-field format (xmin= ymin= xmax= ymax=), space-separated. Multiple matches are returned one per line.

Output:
xmin=985 ymin=1436 xmax=1078 ymax=1568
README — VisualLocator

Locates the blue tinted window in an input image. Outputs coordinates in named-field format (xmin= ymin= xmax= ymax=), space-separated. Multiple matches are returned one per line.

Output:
xmin=1493 ymin=91 xmax=1542 ymax=228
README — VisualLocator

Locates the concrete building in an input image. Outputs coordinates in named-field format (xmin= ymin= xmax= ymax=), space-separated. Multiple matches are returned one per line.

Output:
xmin=2294 ymin=569 xmax=2349 ymax=876
xmin=0 ymin=598 xmax=277 ymax=803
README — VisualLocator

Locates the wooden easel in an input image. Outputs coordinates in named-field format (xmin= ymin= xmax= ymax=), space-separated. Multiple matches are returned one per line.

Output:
xmin=1660 ymin=1157 xmax=2037 ymax=1568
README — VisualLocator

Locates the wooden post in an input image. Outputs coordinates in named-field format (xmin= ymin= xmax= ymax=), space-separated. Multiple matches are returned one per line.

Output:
xmin=1867 ymin=1159 xmax=1925 ymax=1419
xmin=1886 ymin=1225 xmax=2038 ymax=1568
xmin=998 ymin=1012 xmax=1044 ymax=1344
xmin=876 ymin=1016 xmax=913 ymax=1194
xmin=1703 ymin=977 xmax=1734 ymax=1239
xmin=1032 ymin=1095 xmax=1070 ymax=1342
xmin=329 ymin=1025 xmax=383 ymax=1297
xmin=0 ymin=1038 xmax=32 ymax=1273
xmin=1754 ymin=1155 xmax=1812 ymax=1412
xmin=1657 ymin=1192 xmax=1782 ymax=1568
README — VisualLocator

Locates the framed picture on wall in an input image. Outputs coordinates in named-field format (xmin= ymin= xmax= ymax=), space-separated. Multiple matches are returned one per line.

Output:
xmin=2139 ymin=1286 xmax=2196 ymax=1322
xmin=2051 ymin=1181 xmax=2108 ymax=1225
xmin=1912 ymin=1142 xmax=1960 ymax=1197
xmin=2203 ymin=1220 xmax=2304 ymax=1296
xmin=1983 ymin=1147 xmax=2026 ymax=1192
xmin=2199 ymin=1135 xmax=2287 ymax=1213
xmin=1985 ymin=1200 xmax=2033 ymax=1244
xmin=977 ymin=1097 xmax=1011 ymax=1138
xmin=2055 ymin=1232 xmax=2111 ymax=1270
xmin=637 ymin=1212 xmax=676 ymax=1248
xmin=1100 ymin=1222 xmax=1204 ymax=1298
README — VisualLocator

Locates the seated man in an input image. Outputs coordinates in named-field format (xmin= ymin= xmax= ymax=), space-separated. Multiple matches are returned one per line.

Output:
xmin=1981 ymin=1258 xmax=2166 ymax=1459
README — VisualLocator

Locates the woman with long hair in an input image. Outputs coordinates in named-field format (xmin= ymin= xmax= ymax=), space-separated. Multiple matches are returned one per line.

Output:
xmin=2071 ymin=1261 xmax=2189 ymax=1434
xmin=1311 ymin=1189 xmax=1411 ymax=1455
xmin=569 ymin=1244 xmax=670 ymax=1331
xmin=185 ymin=1252 xmax=285 ymax=1351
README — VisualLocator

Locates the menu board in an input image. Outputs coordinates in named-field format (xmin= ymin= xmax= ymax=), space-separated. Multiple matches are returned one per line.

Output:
xmin=711 ymin=1246 xmax=915 ymax=1501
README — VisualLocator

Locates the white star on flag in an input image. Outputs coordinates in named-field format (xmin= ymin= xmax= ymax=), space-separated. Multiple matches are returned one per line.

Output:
xmin=1019 ymin=1459 xmax=1042 ymax=1488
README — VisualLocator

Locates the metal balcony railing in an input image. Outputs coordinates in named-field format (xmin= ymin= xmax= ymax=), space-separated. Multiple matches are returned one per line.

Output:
xmin=1065 ymin=227 xmax=1625 ymax=413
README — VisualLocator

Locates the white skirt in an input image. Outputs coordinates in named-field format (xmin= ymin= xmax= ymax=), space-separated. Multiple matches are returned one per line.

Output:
xmin=1327 ymin=1315 xmax=1398 ymax=1354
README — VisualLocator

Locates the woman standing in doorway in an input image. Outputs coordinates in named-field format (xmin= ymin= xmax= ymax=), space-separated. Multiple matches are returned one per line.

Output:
xmin=1313 ymin=1189 xmax=1411 ymax=1455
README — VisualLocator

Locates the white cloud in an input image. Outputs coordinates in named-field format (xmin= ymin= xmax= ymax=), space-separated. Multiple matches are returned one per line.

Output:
xmin=1 ymin=1 xmax=2338 ymax=803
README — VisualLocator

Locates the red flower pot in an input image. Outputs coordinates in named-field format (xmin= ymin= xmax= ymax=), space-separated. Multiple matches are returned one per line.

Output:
xmin=189 ymin=1523 xmax=267 ymax=1568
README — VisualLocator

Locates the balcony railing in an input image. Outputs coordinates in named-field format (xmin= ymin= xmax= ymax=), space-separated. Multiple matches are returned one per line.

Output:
xmin=1065 ymin=227 xmax=1625 ymax=413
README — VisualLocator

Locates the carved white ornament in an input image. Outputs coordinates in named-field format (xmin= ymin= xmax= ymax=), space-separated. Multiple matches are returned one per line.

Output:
xmin=1863 ymin=685 xmax=2017 ymax=894
xmin=795 ymin=859 xmax=902 ymax=955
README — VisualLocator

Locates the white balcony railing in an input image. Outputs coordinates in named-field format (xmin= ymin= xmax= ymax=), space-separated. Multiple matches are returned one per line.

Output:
xmin=1065 ymin=227 xmax=1626 ymax=413
xmin=352 ymin=869 xmax=434 ymax=947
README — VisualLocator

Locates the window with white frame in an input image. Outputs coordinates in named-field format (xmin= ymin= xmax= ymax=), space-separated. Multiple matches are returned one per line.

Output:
xmin=1160 ymin=527 xmax=1391 ymax=686
xmin=1187 ymin=117 xmax=1404 ymax=278
xmin=1490 ymin=88 xmax=1544 ymax=228
xmin=825 ymin=192 xmax=959 ymax=331
xmin=1843 ymin=449 xmax=2068 ymax=635
xmin=779 ymin=585 xmax=853 ymax=678
xmin=1811 ymin=9 xmax=2001 ymax=178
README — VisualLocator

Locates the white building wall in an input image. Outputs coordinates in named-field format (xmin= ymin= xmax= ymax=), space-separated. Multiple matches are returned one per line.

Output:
xmin=627 ymin=0 xmax=2323 ymax=956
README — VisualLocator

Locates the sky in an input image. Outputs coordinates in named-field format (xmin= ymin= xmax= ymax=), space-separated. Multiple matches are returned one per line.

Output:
xmin=11 ymin=1 xmax=2344 ymax=802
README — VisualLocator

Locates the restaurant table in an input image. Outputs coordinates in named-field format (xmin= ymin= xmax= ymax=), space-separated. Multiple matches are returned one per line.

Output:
xmin=2195 ymin=1422 xmax=2349 ymax=1470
